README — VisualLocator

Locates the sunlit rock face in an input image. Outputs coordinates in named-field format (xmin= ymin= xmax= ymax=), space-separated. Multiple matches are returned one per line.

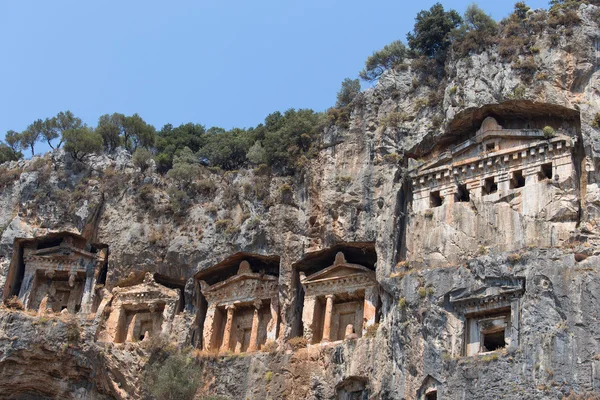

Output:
xmin=0 ymin=4 xmax=600 ymax=399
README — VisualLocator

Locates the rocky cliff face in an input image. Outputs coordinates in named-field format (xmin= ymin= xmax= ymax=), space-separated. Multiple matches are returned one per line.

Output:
xmin=1 ymin=4 xmax=600 ymax=400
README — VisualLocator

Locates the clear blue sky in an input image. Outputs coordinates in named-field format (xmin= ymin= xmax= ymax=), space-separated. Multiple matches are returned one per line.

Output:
xmin=1 ymin=0 xmax=549 ymax=156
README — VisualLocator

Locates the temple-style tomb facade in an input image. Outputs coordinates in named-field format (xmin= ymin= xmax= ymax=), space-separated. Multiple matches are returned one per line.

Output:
xmin=4 ymin=233 xmax=107 ymax=314
xmin=300 ymin=252 xmax=379 ymax=344
xmin=200 ymin=260 xmax=279 ymax=353
xmin=99 ymin=273 xmax=179 ymax=343
xmin=410 ymin=116 xmax=574 ymax=212
xmin=404 ymin=114 xmax=579 ymax=265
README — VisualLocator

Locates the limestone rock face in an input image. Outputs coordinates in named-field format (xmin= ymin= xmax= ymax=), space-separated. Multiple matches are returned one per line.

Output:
xmin=0 ymin=4 xmax=600 ymax=399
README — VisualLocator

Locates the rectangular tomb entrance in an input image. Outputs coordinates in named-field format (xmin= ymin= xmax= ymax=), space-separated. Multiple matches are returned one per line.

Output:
xmin=449 ymin=277 xmax=525 ymax=356
xmin=38 ymin=270 xmax=86 ymax=313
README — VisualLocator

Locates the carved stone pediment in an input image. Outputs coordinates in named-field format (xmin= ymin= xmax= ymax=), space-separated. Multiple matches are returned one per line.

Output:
xmin=302 ymin=263 xmax=375 ymax=283
xmin=302 ymin=252 xmax=375 ymax=283
xmin=449 ymin=277 xmax=525 ymax=313
xmin=300 ymin=252 xmax=376 ymax=297
xmin=200 ymin=261 xmax=278 ymax=305
xmin=113 ymin=274 xmax=179 ymax=305
xmin=201 ymin=274 xmax=277 ymax=305
xmin=24 ymin=252 xmax=101 ymax=273
xmin=410 ymin=115 xmax=573 ymax=183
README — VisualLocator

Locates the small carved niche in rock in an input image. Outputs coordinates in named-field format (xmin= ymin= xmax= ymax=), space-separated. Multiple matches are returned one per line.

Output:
xmin=540 ymin=162 xmax=553 ymax=180
xmin=429 ymin=190 xmax=442 ymax=208
xmin=455 ymin=183 xmax=470 ymax=202
xmin=482 ymin=176 xmax=497 ymax=195
xmin=510 ymin=170 xmax=525 ymax=189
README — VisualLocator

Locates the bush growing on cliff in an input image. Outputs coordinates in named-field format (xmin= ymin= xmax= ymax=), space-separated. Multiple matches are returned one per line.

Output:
xmin=246 ymin=141 xmax=267 ymax=165
xmin=132 ymin=147 xmax=154 ymax=172
xmin=550 ymin=0 xmax=600 ymax=12
xmin=0 ymin=143 xmax=22 ymax=164
xmin=359 ymin=40 xmax=407 ymax=82
xmin=543 ymin=126 xmax=556 ymax=138
xmin=154 ymin=123 xmax=207 ymax=172
xmin=62 ymin=126 xmax=104 ymax=162
xmin=592 ymin=113 xmax=600 ymax=129
xmin=406 ymin=3 xmax=462 ymax=64
xmin=144 ymin=351 xmax=200 ymax=400
xmin=167 ymin=187 xmax=191 ymax=216
xmin=451 ymin=4 xmax=497 ymax=58
xmin=96 ymin=113 xmax=125 ymax=152
xmin=198 ymin=128 xmax=252 ymax=170
xmin=335 ymin=78 xmax=361 ymax=107
xmin=167 ymin=160 xmax=204 ymax=189
xmin=287 ymin=336 xmax=308 ymax=351
xmin=260 ymin=109 xmax=324 ymax=174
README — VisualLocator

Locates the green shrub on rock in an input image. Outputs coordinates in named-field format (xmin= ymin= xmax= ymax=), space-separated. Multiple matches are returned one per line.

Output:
xmin=132 ymin=147 xmax=154 ymax=172
xmin=167 ymin=187 xmax=191 ymax=216
xmin=592 ymin=113 xmax=600 ymax=129
xmin=543 ymin=126 xmax=556 ymax=138
xmin=144 ymin=352 xmax=200 ymax=400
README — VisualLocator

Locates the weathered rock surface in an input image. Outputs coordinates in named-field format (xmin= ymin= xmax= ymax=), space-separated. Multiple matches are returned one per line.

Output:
xmin=0 ymin=4 xmax=600 ymax=399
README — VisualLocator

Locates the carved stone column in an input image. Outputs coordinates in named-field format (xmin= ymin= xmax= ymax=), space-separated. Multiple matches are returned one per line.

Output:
xmin=220 ymin=305 xmax=235 ymax=352
xmin=80 ymin=270 xmax=96 ymax=314
xmin=248 ymin=301 xmax=261 ymax=352
xmin=363 ymin=285 xmax=379 ymax=335
xmin=322 ymin=294 xmax=335 ymax=342
xmin=202 ymin=303 xmax=217 ymax=351
xmin=302 ymin=295 xmax=317 ymax=343
xmin=160 ymin=301 xmax=177 ymax=337
xmin=126 ymin=313 xmax=138 ymax=342
xmin=267 ymin=297 xmax=278 ymax=342
xmin=19 ymin=266 xmax=39 ymax=309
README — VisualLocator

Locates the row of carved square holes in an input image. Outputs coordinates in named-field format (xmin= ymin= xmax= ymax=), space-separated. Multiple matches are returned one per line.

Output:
xmin=429 ymin=163 xmax=553 ymax=208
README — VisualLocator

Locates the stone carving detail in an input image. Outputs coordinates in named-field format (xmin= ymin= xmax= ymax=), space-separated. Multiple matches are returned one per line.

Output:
xmin=7 ymin=233 xmax=106 ymax=315
xmin=449 ymin=277 xmax=525 ymax=356
xmin=200 ymin=261 xmax=279 ymax=353
xmin=417 ymin=375 xmax=442 ymax=400
xmin=98 ymin=273 xmax=180 ymax=343
xmin=300 ymin=252 xmax=379 ymax=344
xmin=406 ymin=116 xmax=578 ymax=265
xmin=410 ymin=117 xmax=575 ymax=212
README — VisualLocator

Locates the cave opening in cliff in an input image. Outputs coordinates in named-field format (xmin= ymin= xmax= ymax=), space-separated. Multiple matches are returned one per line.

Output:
xmin=429 ymin=190 xmax=442 ymax=208
xmin=482 ymin=177 xmax=497 ymax=195
xmin=455 ymin=183 xmax=470 ymax=202
xmin=193 ymin=252 xmax=280 ymax=349
xmin=510 ymin=170 xmax=525 ymax=189
xmin=291 ymin=243 xmax=378 ymax=339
